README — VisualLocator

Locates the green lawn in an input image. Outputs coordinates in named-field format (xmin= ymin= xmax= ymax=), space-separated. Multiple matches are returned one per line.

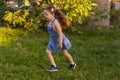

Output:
xmin=0 ymin=26 xmax=120 ymax=80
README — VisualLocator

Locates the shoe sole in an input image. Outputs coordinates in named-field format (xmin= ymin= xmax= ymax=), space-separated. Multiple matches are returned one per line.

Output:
xmin=73 ymin=63 xmax=76 ymax=69
xmin=47 ymin=69 xmax=58 ymax=72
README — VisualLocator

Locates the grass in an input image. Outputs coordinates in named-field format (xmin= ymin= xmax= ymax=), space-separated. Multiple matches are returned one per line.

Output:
xmin=0 ymin=26 xmax=120 ymax=80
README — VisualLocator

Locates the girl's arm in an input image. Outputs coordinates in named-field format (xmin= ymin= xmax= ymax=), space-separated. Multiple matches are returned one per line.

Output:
xmin=54 ymin=20 xmax=63 ymax=48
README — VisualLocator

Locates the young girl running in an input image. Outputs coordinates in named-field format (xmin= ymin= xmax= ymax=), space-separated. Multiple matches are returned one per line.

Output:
xmin=44 ymin=5 xmax=76 ymax=72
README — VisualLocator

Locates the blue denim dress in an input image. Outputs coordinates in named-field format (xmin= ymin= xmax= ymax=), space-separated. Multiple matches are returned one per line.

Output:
xmin=47 ymin=19 xmax=71 ymax=51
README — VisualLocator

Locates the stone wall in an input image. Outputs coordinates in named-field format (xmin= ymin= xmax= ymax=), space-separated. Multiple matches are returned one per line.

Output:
xmin=92 ymin=0 xmax=111 ymax=27
xmin=111 ymin=0 xmax=120 ymax=10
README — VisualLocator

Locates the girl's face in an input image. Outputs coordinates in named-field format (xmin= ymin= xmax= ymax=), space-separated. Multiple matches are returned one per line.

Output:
xmin=44 ymin=10 xmax=54 ymax=21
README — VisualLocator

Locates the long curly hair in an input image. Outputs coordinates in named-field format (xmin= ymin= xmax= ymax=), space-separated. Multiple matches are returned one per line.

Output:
xmin=45 ymin=5 xmax=70 ymax=27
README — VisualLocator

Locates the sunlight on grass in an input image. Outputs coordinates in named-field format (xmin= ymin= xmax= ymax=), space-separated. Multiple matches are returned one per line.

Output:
xmin=0 ymin=37 xmax=15 ymax=46
xmin=0 ymin=27 xmax=28 ymax=46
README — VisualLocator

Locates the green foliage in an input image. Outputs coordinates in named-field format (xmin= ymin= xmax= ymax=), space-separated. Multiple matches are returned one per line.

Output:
xmin=0 ymin=0 xmax=6 ymax=6
xmin=3 ymin=2 xmax=45 ymax=30
xmin=0 ymin=0 xmax=12 ymax=21
xmin=3 ymin=10 xmax=31 ymax=28
xmin=2 ymin=0 xmax=96 ymax=31
xmin=110 ymin=9 xmax=120 ymax=26
xmin=28 ymin=3 xmax=45 ymax=29
xmin=45 ymin=0 xmax=96 ymax=25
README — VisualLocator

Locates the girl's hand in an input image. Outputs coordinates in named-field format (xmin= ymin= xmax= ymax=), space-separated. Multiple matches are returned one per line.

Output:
xmin=58 ymin=42 xmax=63 ymax=48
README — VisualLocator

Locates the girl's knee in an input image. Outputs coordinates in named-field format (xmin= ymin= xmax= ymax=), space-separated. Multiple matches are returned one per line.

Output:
xmin=62 ymin=50 xmax=68 ymax=56
xmin=46 ymin=49 xmax=51 ymax=54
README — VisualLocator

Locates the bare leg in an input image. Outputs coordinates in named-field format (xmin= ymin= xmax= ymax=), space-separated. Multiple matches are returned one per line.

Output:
xmin=62 ymin=50 xmax=74 ymax=64
xmin=46 ymin=49 xmax=56 ymax=65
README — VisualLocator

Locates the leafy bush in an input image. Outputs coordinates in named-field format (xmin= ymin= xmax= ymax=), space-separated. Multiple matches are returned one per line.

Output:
xmin=3 ymin=0 xmax=96 ymax=31
xmin=0 ymin=0 xmax=5 ymax=6
xmin=45 ymin=0 xmax=96 ymax=25
xmin=3 ymin=10 xmax=32 ymax=28
xmin=0 ymin=0 xmax=13 ymax=21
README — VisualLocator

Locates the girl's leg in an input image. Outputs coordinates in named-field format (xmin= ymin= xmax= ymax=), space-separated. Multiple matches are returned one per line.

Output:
xmin=46 ymin=49 xmax=56 ymax=65
xmin=46 ymin=49 xmax=58 ymax=71
xmin=62 ymin=50 xmax=74 ymax=64
xmin=62 ymin=50 xmax=76 ymax=69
